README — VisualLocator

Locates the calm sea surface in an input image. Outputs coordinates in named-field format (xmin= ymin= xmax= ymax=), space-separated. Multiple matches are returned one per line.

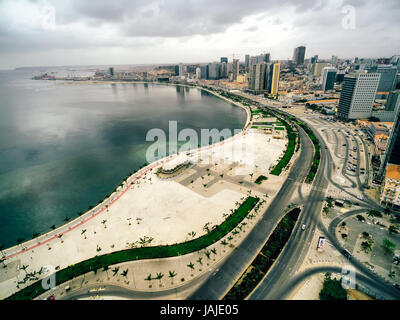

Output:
xmin=0 ymin=68 xmax=246 ymax=247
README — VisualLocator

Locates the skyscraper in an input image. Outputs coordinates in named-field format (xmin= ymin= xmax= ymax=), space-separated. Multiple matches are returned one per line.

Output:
xmin=220 ymin=57 xmax=228 ymax=64
xmin=178 ymin=63 xmax=185 ymax=77
xmin=267 ymin=62 xmax=280 ymax=98
xmin=200 ymin=65 xmax=208 ymax=79
xmin=232 ymin=59 xmax=240 ymax=81
xmin=263 ymin=53 xmax=271 ymax=63
xmin=313 ymin=62 xmax=330 ymax=77
xmin=207 ymin=62 xmax=221 ymax=80
xmin=368 ymin=64 xmax=397 ymax=92
xmin=245 ymin=54 xmax=250 ymax=71
xmin=292 ymin=46 xmax=306 ymax=65
xmin=195 ymin=67 xmax=201 ymax=79
xmin=311 ymin=55 xmax=318 ymax=65
xmin=321 ymin=66 xmax=337 ymax=91
xmin=378 ymin=91 xmax=400 ymax=178
xmin=220 ymin=62 xmax=228 ymax=78
xmin=248 ymin=62 xmax=267 ymax=94
xmin=337 ymin=72 xmax=381 ymax=120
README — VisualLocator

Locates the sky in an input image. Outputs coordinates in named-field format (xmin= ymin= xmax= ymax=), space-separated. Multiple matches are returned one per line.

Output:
xmin=0 ymin=0 xmax=399 ymax=69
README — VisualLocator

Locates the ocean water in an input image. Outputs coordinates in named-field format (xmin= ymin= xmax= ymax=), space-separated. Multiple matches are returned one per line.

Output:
xmin=0 ymin=69 xmax=246 ymax=248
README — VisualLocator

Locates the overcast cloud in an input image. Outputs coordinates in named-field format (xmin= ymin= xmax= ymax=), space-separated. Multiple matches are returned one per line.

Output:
xmin=0 ymin=0 xmax=399 ymax=69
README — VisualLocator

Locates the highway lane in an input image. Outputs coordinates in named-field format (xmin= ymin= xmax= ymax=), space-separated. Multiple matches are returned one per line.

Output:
xmin=189 ymin=118 xmax=314 ymax=300
xmin=249 ymin=110 xmax=400 ymax=300
xmin=274 ymin=266 xmax=399 ymax=300
xmin=60 ymin=263 xmax=215 ymax=300
xmin=249 ymin=118 xmax=330 ymax=300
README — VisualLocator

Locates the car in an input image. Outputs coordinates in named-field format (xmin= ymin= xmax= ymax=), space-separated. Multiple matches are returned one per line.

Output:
xmin=301 ymin=224 xmax=306 ymax=230
xmin=342 ymin=249 xmax=352 ymax=258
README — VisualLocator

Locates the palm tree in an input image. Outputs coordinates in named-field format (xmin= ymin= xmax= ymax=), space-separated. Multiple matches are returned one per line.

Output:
xmin=102 ymin=220 xmax=107 ymax=228
xmin=121 ymin=269 xmax=129 ymax=278
xmin=21 ymin=264 xmax=29 ymax=274
xmin=204 ymin=250 xmax=211 ymax=260
xmin=187 ymin=262 xmax=195 ymax=270
xmin=64 ymin=217 xmax=70 ymax=222
xmin=112 ymin=267 xmax=119 ymax=277
xmin=221 ymin=240 xmax=228 ymax=246
xmin=156 ymin=272 xmax=164 ymax=286
xmin=81 ymin=229 xmax=87 ymax=239
xmin=168 ymin=270 xmax=177 ymax=284
xmin=196 ymin=257 xmax=203 ymax=265
xmin=211 ymin=248 xmax=217 ymax=255
xmin=57 ymin=234 xmax=64 ymax=243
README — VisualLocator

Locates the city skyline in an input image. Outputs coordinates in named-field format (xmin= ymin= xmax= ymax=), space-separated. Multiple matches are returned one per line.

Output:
xmin=1 ymin=0 xmax=400 ymax=69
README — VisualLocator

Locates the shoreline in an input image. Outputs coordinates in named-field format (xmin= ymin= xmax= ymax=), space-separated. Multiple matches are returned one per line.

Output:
xmin=1 ymin=82 xmax=251 ymax=258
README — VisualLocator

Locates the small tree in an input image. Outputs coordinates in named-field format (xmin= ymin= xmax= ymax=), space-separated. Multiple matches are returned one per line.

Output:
xmin=361 ymin=241 xmax=372 ymax=253
xmin=389 ymin=225 xmax=399 ymax=234
xmin=319 ymin=273 xmax=347 ymax=300
xmin=382 ymin=239 xmax=396 ymax=255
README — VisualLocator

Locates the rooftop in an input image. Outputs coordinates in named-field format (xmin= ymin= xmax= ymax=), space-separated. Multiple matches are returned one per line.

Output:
xmin=386 ymin=164 xmax=400 ymax=180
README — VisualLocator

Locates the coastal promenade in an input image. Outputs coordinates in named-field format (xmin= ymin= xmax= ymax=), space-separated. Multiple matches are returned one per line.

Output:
xmin=1 ymin=84 xmax=289 ymax=300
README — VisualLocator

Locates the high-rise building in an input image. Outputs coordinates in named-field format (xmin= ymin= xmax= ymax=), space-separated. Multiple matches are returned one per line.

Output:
xmin=207 ymin=62 xmax=221 ymax=80
xmin=200 ymin=65 xmax=208 ymax=79
xmin=109 ymin=67 xmax=114 ymax=77
xmin=195 ymin=67 xmax=201 ymax=79
xmin=263 ymin=53 xmax=271 ymax=63
xmin=267 ymin=62 xmax=280 ymax=98
xmin=292 ymin=46 xmax=306 ymax=65
xmin=249 ymin=56 xmax=257 ymax=69
xmin=372 ymin=90 xmax=400 ymax=122
xmin=331 ymin=55 xmax=338 ymax=66
xmin=368 ymin=64 xmax=397 ymax=92
xmin=337 ymin=72 xmax=381 ymax=120
xmin=178 ymin=63 xmax=185 ymax=77
xmin=381 ymin=91 xmax=400 ymax=169
xmin=220 ymin=62 xmax=228 ymax=78
xmin=245 ymin=54 xmax=250 ymax=71
xmin=336 ymin=70 xmax=346 ymax=83
xmin=311 ymin=55 xmax=318 ymax=65
xmin=232 ymin=59 xmax=240 ymax=81
xmin=313 ymin=62 xmax=330 ymax=77
xmin=220 ymin=57 xmax=228 ymax=64
xmin=321 ymin=67 xmax=337 ymax=91
xmin=248 ymin=62 xmax=268 ymax=94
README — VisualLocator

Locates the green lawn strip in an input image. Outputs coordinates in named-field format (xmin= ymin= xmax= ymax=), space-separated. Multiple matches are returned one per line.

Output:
xmin=270 ymin=118 xmax=297 ymax=176
xmin=7 ymin=197 xmax=259 ymax=300
xmin=274 ymin=127 xmax=285 ymax=131
xmin=295 ymin=120 xmax=321 ymax=184
xmin=223 ymin=207 xmax=301 ymax=300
